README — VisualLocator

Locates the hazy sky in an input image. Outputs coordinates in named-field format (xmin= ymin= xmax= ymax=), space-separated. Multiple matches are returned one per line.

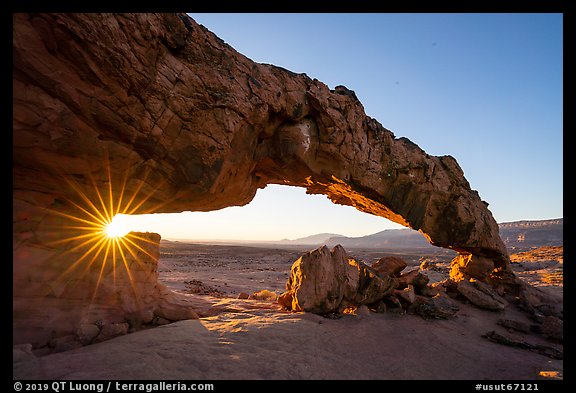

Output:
xmin=115 ymin=13 xmax=563 ymax=241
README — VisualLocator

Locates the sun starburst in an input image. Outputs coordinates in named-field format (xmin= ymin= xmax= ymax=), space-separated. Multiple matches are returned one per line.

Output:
xmin=37 ymin=154 xmax=178 ymax=304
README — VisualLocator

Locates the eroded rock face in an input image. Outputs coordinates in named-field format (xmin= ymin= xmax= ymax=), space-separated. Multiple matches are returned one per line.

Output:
xmin=278 ymin=245 xmax=396 ymax=313
xmin=13 ymin=232 xmax=197 ymax=350
xmin=13 ymin=13 xmax=521 ymax=345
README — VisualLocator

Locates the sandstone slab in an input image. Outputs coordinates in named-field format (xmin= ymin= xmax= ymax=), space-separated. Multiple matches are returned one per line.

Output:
xmin=456 ymin=278 xmax=507 ymax=311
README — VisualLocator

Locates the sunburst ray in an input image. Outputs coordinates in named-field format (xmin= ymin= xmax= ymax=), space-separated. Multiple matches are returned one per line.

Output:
xmin=36 ymin=154 xmax=170 ymax=305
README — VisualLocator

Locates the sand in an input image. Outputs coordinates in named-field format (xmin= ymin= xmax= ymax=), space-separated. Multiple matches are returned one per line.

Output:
xmin=13 ymin=243 xmax=563 ymax=380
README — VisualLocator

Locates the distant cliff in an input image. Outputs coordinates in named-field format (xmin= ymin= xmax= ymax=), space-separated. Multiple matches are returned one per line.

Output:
xmin=499 ymin=218 xmax=563 ymax=250
xmin=278 ymin=218 xmax=563 ymax=251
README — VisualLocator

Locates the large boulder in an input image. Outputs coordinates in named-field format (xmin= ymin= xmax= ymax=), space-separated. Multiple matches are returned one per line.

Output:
xmin=278 ymin=245 xmax=396 ymax=314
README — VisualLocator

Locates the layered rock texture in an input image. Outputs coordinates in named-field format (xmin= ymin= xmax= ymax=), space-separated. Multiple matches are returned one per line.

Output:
xmin=14 ymin=13 xmax=524 ymax=347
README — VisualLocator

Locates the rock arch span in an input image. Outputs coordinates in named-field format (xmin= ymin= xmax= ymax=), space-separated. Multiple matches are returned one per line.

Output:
xmin=13 ymin=13 xmax=521 ymax=348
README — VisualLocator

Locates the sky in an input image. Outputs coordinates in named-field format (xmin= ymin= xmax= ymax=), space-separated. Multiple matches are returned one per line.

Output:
xmin=113 ymin=13 xmax=563 ymax=242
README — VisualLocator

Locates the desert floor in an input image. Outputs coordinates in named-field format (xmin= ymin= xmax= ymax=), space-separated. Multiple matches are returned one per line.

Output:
xmin=13 ymin=243 xmax=563 ymax=380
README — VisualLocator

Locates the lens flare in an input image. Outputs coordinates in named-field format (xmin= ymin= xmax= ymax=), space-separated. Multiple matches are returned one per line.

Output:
xmin=37 ymin=153 xmax=179 ymax=303
xmin=104 ymin=215 xmax=131 ymax=238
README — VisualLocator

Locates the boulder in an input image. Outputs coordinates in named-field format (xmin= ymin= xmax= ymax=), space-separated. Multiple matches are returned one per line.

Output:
xmin=395 ymin=285 xmax=416 ymax=304
xmin=154 ymin=289 xmax=199 ymax=321
xmin=497 ymin=318 xmax=531 ymax=334
xmin=450 ymin=254 xmax=495 ymax=281
xmin=371 ymin=256 xmax=407 ymax=277
xmin=398 ymin=269 xmax=430 ymax=290
xmin=420 ymin=283 xmax=442 ymax=298
xmin=355 ymin=305 xmax=371 ymax=317
xmin=279 ymin=245 xmax=396 ymax=314
xmin=455 ymin=278 xmax=507 ymax=311
xmin=517 ymin=283 xmax=563 ymax=319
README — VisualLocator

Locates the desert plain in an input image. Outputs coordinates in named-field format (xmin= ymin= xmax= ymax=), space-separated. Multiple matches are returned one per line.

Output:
xmin=13 ymin=240 xmax=563 ymax=380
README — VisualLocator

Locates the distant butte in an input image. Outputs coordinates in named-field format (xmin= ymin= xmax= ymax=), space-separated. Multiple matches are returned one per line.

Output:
xmin=13 ymin=13 xmax=542 ymax=348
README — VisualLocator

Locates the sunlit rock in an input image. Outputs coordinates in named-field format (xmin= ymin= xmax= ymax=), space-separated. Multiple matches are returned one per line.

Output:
xmin=279 ymin=245 xmax=396 ymax=314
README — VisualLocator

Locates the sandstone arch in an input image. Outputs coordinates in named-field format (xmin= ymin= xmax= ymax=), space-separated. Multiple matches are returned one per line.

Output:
xmin=13 ymin=13 xmax=521 ymax=348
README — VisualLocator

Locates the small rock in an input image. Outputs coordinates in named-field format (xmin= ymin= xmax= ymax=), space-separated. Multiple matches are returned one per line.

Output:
xmin=482 ymin=330 xmax=563 ymax=360
xmin=277 ymin=291 xmax=293 ymax=310
xmin=497 ymin=318 xmax=531 ymax=333
xmin=536 ymin=303 xmax=563 ymax=318
xmin=395 ymin=285 xmax=416 ymax=304
xmin=31 ymin=347 xmax=53 ymax=357
xmin=413 ymin=293 xmax=460 ymax=319
xmin=249 ymin=289 xmax=278 ymax=301
xmin=451 ymin=254 xmax=495 ymax=280
xmin=155 ymin=292 xmax=199 ymax=321
xmin=398 ymin=269 xmax=430 ymax=290
xmin=420 ymin=260 xmax=430 ymax=270
xmin=322 ymin=312 xmax=343 ymax=319
xmin=13 ymin=343 xmax=33 ymax=354
xmin=237 ymin=292 xmax=250 ymax=299
xmin=383 ymin=294 xmax=405 ymax=314
xmin=355 ymin=305 xmax=371 ymax=317
xmin=388 ymin=307 xmax=406 ymax=315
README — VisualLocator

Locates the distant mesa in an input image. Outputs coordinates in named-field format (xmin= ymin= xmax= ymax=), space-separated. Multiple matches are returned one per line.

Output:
xmin=273 ymin=218 xmax=563 ymax=251
xmin=499 ymin=218 xmax=563 ymax=251
xmin=277 ymin=233 xmax=344 ymax=245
